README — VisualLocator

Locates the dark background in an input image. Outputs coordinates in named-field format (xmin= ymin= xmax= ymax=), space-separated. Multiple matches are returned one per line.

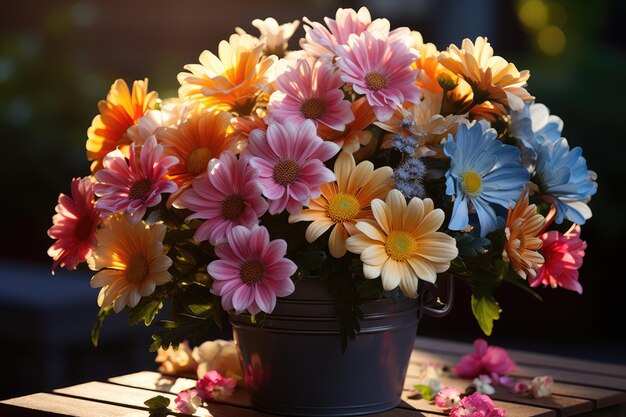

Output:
xmin=1 ymin=0 xmax=624 ymax=400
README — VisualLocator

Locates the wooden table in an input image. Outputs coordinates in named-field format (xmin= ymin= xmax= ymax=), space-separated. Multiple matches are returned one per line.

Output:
xmin=2 ymin=337 xmax=625 ymax=417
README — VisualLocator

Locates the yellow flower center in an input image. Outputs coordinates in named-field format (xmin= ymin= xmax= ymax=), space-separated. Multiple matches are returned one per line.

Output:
xmin=220 ymin=193 xmax=247 ymax=221
xmin=461 ymin=170 xmax=482 ymax=195
xmin=273 ymin=159 xmax=299 ymax=186
xmin=186 ymin=147 xmax=213 ymax=176
xmin=126 ymin=255 xmax=149 ymax=283
xmin=128 ymin=179 xmax=152 ymax=200
xmin=300 ymin=97 xmax=327 ymax=120
xmin=327 ymin=193 xmax=361 ymax=223
xmin=385 ymin=230 xmax=417 ymax=261
xmin=240 ymin=259 xmax=265 ymax=285
xmin=365 ymin=71 xmax=388 ymax=91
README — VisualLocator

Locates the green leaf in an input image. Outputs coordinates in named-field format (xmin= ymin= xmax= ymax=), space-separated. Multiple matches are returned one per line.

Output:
xmin=91 ymin=306 xmax=114 ymax=347
xmin=144 ymin=395 xmax=170 ymax=416
xmin=471 ymin=294 xmax=501 ymax=336
xmin=455 ymin=233 xmax=491 ymax=257
xmin=128 ymin=297 xmax=164 ymax=326
xmin=413 ymin=384 xmax=436 ymax=401
xmin=149 ymin=314 xmax=214 ymax=352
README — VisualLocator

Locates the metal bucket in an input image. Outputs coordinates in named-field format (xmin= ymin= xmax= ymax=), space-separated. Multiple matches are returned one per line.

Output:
xmin=230 ymin=276 xmax=422 ymax=416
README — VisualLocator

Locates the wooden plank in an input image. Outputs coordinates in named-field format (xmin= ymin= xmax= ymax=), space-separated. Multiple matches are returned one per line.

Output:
xmin=414 ymin=337 xmax=626 ymax=379
xmin=0 ymin=392 xmax=154 ymax=417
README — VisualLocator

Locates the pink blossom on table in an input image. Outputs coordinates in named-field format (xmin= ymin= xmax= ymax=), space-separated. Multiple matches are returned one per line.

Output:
xmin=434 ymin=387 xmax=462 ymax=410
xmin=195 ymin=370 xmax=237 ymax=401
xmin=492 ymin=375 xmax=515 ymax=389
xmin=94 ymin=136 xmax=178 ymax=224
xmin=177 ymin=151 xmax=268 ymax=245
xmin=268 ymin=58 xmax=354 ymax=131
xmin=454 ymin=339 xmax=516 ymax=380
xmin=175 ymin=388 xmax=203 ymax=414
xmin=472 ymin=375 xmax=495 ymax=395
xmin=449 ymin=392 xmax=506 ymax=417
xmin=335 ymin=31 xmax=421 ymax=121
xmin=208 ymin=225 xmax=296 ymax=315
xmin=246 ymin=120 xmax=339 ymax=214
xmin=513 ymin=376 xmax=553 ymax=398
xmin=48 ymin=176 xmax=101 ymax=273
xmin=530 ymin=226 xmax=586 ymax=294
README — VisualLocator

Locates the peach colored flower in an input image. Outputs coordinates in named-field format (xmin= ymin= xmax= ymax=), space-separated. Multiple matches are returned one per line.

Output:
xmin=317 ymin=97 xmax=376 ymax=153
xmin=289 ymin=151 xmax=393 ymax=258
xmin=86 ymin=79 xmax=158 ymax=172
xmin=155 ymin=341 xmax=198 ymax=375
xmin=192 ymin=339 xmax=243 ymax=380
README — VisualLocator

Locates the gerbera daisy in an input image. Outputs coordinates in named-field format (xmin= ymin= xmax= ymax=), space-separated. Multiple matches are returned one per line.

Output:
xmin=268 ymin=58 xmax=354 ymax=131
xmin=94 ymin=136 xmax=178 ymax=224
xmin=438 ymin=37 xmax=533 ymax=111
xmin=126 ymin=99 xmax=194 ymax=146
xmin=247 ymin=120 xmax=339 ymax=214
xmin=335 ymin=31 xmax=421 ymax=121
xmin=156 ymin=110 xmax=240 ymax=190
xmin=89 ymin=214 xmax=172 ymax=313
xmin=444 ymin=123 xmax=529 ymax=237
xmin=208 ymin=225 xmax=296 ymax=315
xmin=48 ymin=177 xmax=101 ymax=273
xmin=345 ymin=189 xmax=458 ymax=296
xmin=289 ymin=151 xmax=393 ymax=258
xmin=177 ymin=33 xmax=277 ymax=114
xmin=530 ymin=225 xmax=586 ymax=294
xmin=86 ymin=78 xmax=158 ymax=172
xmin=230 ymin=114 xmax=268 ymax=145
xmin=178 ymin=151 xmax=268 ymax=245
xmin=503 ymin=190 xmax=545 ymax=279
xmin=317 ymin=97 xmax=376 ymax=153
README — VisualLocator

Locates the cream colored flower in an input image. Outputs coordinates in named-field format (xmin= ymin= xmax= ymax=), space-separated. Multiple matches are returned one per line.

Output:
xmin=155 ymin=341 xmax=197 ymax=375
xmin=177 ymin=33 xmax=277 ymax=114
xmin=89 ymin=215 xmax=172 ymax=313
xmin=289 ymin=151 xmax=393 ymax=258
xmin=438 ymin=37 xmax=533 ymax=111
xmin=251 ymin=17 xmax=300 ymax=57
xmin=346 ymin=190 xmax=458 ymax=297
xmin=192 ymin=339 xmax=243 ymax=380
xmin=503 ymin=190 xmax=545 ymax=279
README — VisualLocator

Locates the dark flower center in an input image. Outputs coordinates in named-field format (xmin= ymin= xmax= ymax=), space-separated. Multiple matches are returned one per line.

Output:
xmin=300 ymin=98 xmax=327 ymax=120
xmin=273 ymin=159 xmax=299 ymax=186
xmin=365 ymin=71 xmax=388 ymax=91
xmin=186 ymin=147 xmax=213 ymax=176
xmin=128 ymin=179 xmax=152 ymax=200
xmin=240 ymin=260 xmax=265 ymax=285
xmin=220 ymin=193 xmax=247 ymax=221
xmin=126 ymin=255 xmax=149 ymax=283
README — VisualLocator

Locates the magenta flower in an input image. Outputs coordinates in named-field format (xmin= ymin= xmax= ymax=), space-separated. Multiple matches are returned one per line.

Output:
xmin=175 ymin=389 xmax=203 ymax=414
xmin=454 ymin=339 xmax=516 ymax=380
xmin=268 ymin=58 xmax=354 ymax=131
xmin=247 ymin=120 xmax=339 ymax=214
xmin=195 ymin=370 xmax=237 ymax=401
xmin=208 ymin=225 xmax=296 ymax=315
xmin=336 ymin=31 xmax=421 ymax=121
xmin=94 ymin=136 xmax=178 ymax=224
xmin=48 ymin=177 xmax=101 ymax=273
xmin=178 ymin=151 xmax=268 ymax=245
xmin=530 ymin=226 xmax=586 ymax=294
xmin=434 ymin=387 xmax=462 ymax=410
xmin=450 ymin=392 xmax=506 ymax=417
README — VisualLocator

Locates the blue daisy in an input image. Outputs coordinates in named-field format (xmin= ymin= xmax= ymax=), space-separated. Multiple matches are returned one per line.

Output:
xmin=444 ymin=123 xmax=529 ymax=236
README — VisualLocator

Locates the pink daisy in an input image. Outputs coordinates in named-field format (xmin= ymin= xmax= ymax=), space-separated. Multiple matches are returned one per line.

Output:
xmin=336 ymin=31 xmax=421 ymax=121
xmin=268 ymin=58 xmax=354 ymax=131
xmin=48 ymin=177 xmax=101 ymax=273
xmin=529 ymin=226 xmax=586 ymax=294
xmin=247 ymin=120 xmax=339 ymax=214
xmin=178 ymin=151 xmax=268 ymax=245
xmin=208 ymin=225 xmax=296 ymax=315
xmin=94 ymin=136 xmax=178 ymax=224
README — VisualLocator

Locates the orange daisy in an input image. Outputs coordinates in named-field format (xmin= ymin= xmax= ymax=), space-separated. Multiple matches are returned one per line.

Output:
xmin=86 ymin=78 xmax=158 ymax=172
xmin=411 ymin=31 xmax=457 ymax=96
xmin=155 ymin=110 xmax=240 ymax=190
xmin=438 ymin=37 xmax=533 ymax=111
xmin=503 ymin=190 xmax=545 ymax=279
xmin=177 ymin=33 xmax=277 ymax=115
xmin=289 ymin=151 xmax=393 ymax=258
xmin=317 ymin=97 xmax=377 ymax=153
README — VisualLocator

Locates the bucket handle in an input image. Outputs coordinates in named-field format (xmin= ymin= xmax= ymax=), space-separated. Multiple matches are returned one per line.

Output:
xmin=420 ymin=273 xmax=454 ymax=319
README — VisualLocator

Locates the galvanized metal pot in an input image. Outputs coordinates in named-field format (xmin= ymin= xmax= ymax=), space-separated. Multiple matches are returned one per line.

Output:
xmin=230 ymin=276 xmax=431 ymax=416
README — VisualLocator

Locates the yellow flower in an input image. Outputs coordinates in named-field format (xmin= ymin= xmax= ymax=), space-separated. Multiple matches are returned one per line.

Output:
xmin=438 ymin=37 xmax=533 ymax=111
xmin=289 ymin=151 xmax=393 ymax=258
xmin=503 ymin=190 xmax=545 ymax=279
xmin=89 ymin=215 xmax=172 ymax=313
xmin=345 ymin=190 xmax=458 ymax=297
xmin=177 ymin=33 xmax=277 ymax=115
xmin=86 ymin=78 xmax=158 ymax=172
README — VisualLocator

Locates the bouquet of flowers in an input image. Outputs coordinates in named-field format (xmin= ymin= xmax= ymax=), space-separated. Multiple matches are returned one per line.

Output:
xmin=48 ymin=7 xmax=597 ymax=349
